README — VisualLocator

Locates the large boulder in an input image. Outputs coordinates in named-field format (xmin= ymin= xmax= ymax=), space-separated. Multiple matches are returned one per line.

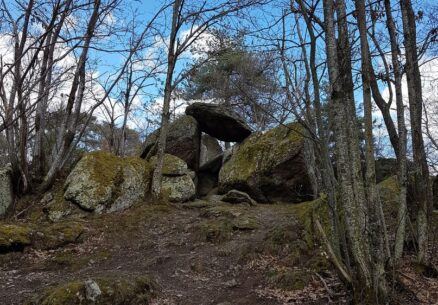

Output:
xmin=185 ymin=102 xmax=251 ymax=142
xmin=64 ymin=152 xmax=196 ymax=212
xmin=218 ymin=123 xmax=313 ymax=203
xmin=140 ymin=115 xmax=201 ymax=170
xmin=200 ymin=134 xmax=223 ymax=167
xmin=64 ymin=152 xmax=151 ymax=213
xmin=0 ymin=165 xmax=13 ymax=217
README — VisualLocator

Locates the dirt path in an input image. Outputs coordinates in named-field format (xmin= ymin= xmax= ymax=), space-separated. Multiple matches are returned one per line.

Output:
xmin=0 ymin=201 xmax=344 ymax=305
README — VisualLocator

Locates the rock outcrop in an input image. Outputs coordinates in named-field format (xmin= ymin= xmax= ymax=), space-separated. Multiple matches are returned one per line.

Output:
xmin=140 ymin=115 xmax=201 ymax=170
xmin=218 ymin=123 xmax=313 ymax=203
xmin=0 ymin=165 xmax=13 ymax=217
xmin=185 ymin=102 xmax=251 ymax=142
xmin=197 ymin=154 xmax=223 ymax=197
xmin=64 ymin=152 xmax=196 ymax=212
xmin=200 ymin=134 xmax=223 ymax=167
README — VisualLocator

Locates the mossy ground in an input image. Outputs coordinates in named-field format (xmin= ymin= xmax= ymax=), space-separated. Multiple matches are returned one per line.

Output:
xmin=1 ymin=196 xmax=344 ymax=305
xmin=24 ymin=276 xmax=157 ymax=305
xmin=6 ymin=178 xmax=434 ymax=305
xmin=194 ymin=203 xmax=259 ymax=242
xmin=0 ymin=220 xmax=86 ymax=252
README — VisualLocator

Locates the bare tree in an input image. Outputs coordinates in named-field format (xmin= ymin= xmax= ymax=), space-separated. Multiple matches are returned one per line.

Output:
xmin=400 ymin=0 xmax=433 ymax=264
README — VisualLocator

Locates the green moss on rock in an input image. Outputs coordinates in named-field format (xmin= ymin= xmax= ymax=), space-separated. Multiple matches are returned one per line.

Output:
xmin=64 ymin=151 xmax=196 ymax=211
xmin=0 ymin=224 xmax=32 ymax=251
xmin=161 ymin=175 xmax=195 ymax=202
xmin=31 ymin=221 xmax=86 ymax=250
xmin=149 ymin=154 xmax=188 ymax=176
xmin=220 ymin=123 xmax=303 ymax=182
xmin=0 ymin=220 xmax=86 ymax=253
xmin=64 ymin=152 xmax=152 ymax=213
xmin=24 ymin=276 xmax=157 ymax=305
xmin=218 ymin=123 xmax=312 ymax=202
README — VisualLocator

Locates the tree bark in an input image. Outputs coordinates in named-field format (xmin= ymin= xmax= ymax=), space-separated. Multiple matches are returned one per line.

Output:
xmin=400 ymin=0 xmax=432 ymax=264
xmin=355 ymin=0 xmax=389 ymax=300
xmin=151 ymin=0 xmax=181 ymax=198
xmin=384 ymin=0 xmax=408 ymax=262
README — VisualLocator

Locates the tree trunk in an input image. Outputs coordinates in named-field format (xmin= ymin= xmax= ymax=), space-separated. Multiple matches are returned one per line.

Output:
xmin=39 ymin=0 xmax=101 ymax=191
xmin=384 ymin=0 xmax=408 ymax=262
xmin=400 ymin=0 xmax=432 ymax=264
xmin=355 ymin=0 xmax=388 ymax=300
xmin=151 ymin=0 xmax=181 ymax=198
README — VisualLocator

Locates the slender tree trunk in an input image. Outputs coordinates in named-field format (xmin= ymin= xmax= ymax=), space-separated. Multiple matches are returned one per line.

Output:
xmin=400 ymin=0 xmax=432 ymax=264
xmin=384 ymin=0 xmax=408 ymax=262
xmin=355 ymin=0 xmax=388 ymax=299
xmin=296 ymin=0 xmax=342 ymax=259
xmin=151 ymin=0 xmax=181 ymax=198
xmin=39 ymin=0 xmax=101 ymax=191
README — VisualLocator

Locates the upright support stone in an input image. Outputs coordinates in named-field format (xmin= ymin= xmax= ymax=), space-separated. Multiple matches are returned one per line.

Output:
xmin=0 ymin=165 xmax=13 ymax=217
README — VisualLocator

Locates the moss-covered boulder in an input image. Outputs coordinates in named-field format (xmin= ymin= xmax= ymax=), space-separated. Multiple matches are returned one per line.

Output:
xmin=0 ymin=221 xmax=85 ymax=253
xmin=218 ymin=123 xmax=313 ymax=203
xmin=64 ymin=152 xmax=152 ymax=213
xmin=24 ymin=276 xmax=157 ymax=305
xmin=30 ymin=222 xmax=86 ymax=250
xmin=0 ymin=224 xmax=32 ymax=252
xmin=64 ymin=152 xmax=196 ymax=210
xmin=0 ymin=165 xmax=13 ymax=217
xmin=150 ymin=154 xmax=196 ymax=202
xmin=140 ymin=115 xmax=201 ymax=170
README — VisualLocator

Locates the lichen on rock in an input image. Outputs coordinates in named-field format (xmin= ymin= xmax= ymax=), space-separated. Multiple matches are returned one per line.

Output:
xmin=162 ymin=175 xmax=195 ymax=202
xmin=64 ymin=151 xmax=196 ymax=212
xmin=64 ymin=152 xmax=152 ymax=213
